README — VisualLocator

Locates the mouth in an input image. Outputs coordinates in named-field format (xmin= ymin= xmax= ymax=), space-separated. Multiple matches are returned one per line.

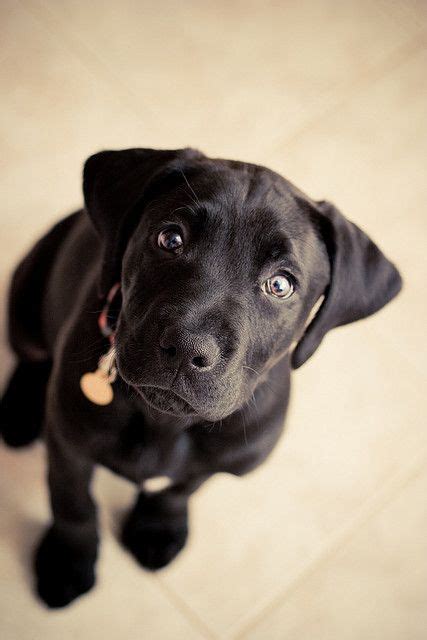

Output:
xmin=134 ymin=385 xmax=196 ymax=416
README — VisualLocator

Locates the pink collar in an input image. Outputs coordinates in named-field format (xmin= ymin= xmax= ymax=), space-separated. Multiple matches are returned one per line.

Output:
xmin=98 ymin=283 xmax=121 ymax=344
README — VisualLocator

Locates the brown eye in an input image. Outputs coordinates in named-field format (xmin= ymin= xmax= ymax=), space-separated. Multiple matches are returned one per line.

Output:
xmin=157 ymin=227 xmax=184 ymax=252
xmin=262 ymin=274 xmax=294 ymax=299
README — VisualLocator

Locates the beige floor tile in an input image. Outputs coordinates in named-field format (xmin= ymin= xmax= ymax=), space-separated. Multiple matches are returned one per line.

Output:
xmin=0 ymin=444 xmax=208 ymax=640
xmin=241 ymin=460 xmax=427 ymax=640
xmin=0 ymin=0 xmax=37 ymax=64
xmin=268 ymin=46 xmax=427 ymax=376
xmin=25 ymin=0 xmax=427 ymax=159
xmin=151 ymin=329 xmax=426 ymax=637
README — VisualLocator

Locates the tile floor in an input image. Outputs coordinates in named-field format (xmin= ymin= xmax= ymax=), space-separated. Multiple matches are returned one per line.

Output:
xmin=1 ymin=1 xmax=426 ymax=638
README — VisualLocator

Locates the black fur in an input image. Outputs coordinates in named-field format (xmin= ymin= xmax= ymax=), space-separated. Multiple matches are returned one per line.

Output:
xmin=0 ymin=148 xmax=402 ymax=607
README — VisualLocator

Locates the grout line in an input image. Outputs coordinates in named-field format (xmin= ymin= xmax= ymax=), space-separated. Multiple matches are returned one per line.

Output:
xmin=230 ymin=446 xmax=427 ymax=639
xmin=153 ymin=574 xmax=218 ymax=640
xmin=269 ymin=29 xmax=427 ymax=157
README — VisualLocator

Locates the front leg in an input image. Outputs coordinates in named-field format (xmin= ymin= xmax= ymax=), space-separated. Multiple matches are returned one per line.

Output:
xmin=35 ymin=427 xmax=98 ymax=608
xmin=121 ymin=474 xmax=209 ymax=570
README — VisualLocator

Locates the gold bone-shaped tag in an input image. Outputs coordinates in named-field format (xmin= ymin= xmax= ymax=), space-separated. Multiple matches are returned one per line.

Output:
xmin=80 ymin=347 xmax=116 ymax=406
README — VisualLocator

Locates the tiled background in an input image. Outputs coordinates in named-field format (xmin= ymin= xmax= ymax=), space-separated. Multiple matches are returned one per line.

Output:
xmin=1 ymin=1 xmax=426 ymax=638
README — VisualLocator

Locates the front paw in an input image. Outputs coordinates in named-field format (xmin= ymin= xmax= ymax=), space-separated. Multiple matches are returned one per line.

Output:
xmin=34 ymin=526 xmax=97 ymax=608
xmin=121 ymin=513 xmax=188 ymax=571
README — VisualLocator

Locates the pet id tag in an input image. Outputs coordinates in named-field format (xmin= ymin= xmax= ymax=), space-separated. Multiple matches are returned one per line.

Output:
xmin=80 ymin=347 xmax=117 ymax=406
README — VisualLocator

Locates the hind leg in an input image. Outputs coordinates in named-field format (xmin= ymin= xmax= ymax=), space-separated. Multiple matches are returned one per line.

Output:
xmin=0 ymin=360 xmax=51 ymax=447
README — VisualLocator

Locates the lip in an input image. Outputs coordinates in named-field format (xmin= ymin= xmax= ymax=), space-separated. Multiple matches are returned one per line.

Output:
xmin=134 ymin=385 xmax=196 ymax=416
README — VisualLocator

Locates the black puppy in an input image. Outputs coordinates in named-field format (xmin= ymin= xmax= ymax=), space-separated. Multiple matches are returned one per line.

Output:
xmin=0 ymin=148 xmax=401 ymax=608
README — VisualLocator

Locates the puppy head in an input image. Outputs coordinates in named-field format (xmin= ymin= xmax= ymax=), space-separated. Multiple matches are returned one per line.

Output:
xmin=84 ymin=148 xmax=402 ymax=420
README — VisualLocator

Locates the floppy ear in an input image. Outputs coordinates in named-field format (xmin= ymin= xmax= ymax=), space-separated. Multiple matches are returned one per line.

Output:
xmin=292 ymin=200 xmax=402 ymax=368
xmin=83 ymin=147 xmax=204 ymax=296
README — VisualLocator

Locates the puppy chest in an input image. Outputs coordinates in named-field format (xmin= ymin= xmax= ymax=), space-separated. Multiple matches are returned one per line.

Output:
xmin=101 ymin=425 xmax=194 ymax=485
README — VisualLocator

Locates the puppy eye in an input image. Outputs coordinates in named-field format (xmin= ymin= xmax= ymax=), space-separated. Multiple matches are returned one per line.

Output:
xmin=157 ymin=227 xmax=184 ymax=253
xmin=262 ymin=273 xmax=294 ymax=299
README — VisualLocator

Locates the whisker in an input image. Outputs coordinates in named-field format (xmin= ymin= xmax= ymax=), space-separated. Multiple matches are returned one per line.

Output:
xmin=208 ymin=420 xmax=217 ymax=433
xmin=242 ymin=364 xmax=262 ymax=376
xmin=67 ymin=338 xmax=110 ymax=364
xmin=241 ymin=410 xmax=249 ymax=447
xmin=180 ymin=169 xmax=202 ymax=207
xmin=242 ymin=363 xmax=283 ymax=396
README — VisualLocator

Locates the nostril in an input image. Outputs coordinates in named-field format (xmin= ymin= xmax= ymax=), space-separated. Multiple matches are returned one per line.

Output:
xmin=161 ymin=345 xmax=177 ymax=358
xmin=192 ymin=355 xmax=209 ymax=369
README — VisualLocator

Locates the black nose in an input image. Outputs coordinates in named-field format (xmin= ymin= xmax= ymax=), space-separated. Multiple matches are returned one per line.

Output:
xmin=159 ymin=326 xmax=220 ymax=371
